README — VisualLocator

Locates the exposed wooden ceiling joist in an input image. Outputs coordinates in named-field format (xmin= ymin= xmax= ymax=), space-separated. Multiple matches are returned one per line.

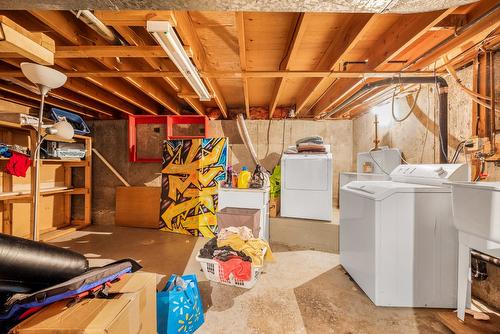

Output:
xmin=269 ymin=13 xmax=311 ymax=119
xmin=0 ymin=5 xmax=495 ymax=120
xmin=235 ymin=12 xmax=249 ymax=118
xmin=0 ymin=82 xmax=99 ymax=118
xmin=112 ymin=25 xmax=204 ymax=115
xmin=51 ymin=45 xmax=192 ymax=58
xmin=57 ymin=58 xmax=164 ymax=115
xmin=0 ymin=70 xmax=441 ymax=78
xmin=407 ymin=7 xmax=500 ymax=70
xmin=294 ymin=13 xmax=374 ymax=116
xmin=0 ymin=58 xmax=136 ymax=117
xmin=94 ymin=10 xmax=177 ymax=27
xmin=173 ymin=11 xmax=228 ymax=118
xmin=312 ymin=8 xmax=458 ymax=118
xmin=30 ymin=10 xmax=179 ymax=115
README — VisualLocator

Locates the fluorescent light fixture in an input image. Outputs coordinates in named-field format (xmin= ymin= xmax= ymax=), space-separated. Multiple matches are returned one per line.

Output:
xmin=147 ymin=21 xmax=212 ymax=101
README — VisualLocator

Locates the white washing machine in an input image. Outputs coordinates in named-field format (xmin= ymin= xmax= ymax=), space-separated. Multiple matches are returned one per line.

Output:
xmin=340 ymin=164 xmax=469 ymax=308
xmin=281 ymin=152 xmax=333 ymax=221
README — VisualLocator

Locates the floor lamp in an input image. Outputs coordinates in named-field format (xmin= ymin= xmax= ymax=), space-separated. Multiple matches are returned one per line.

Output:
xmin=20 ymin=63 xmax=73 ymax=241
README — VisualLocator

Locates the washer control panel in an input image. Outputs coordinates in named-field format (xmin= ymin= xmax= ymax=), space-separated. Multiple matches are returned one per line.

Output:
xmin=390 ymin=164 xmax=470 ymax=185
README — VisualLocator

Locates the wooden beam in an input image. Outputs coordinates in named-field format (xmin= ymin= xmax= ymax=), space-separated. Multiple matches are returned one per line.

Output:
xmin=408 ymin=8 xmax=500 ymax=70
xmin=173 ymin=11 xmax=227 ymax=118
xmin=313 ymin=9 xmax=458 ymax=118
xmin=184 ymin=97 xmax=206 ymax=116
xmin=2 ymin=75 xmax=120 ymax=118
xmin=113 ymin=25 xmax=200 ymax=115
xmin=235 ymin=12 xmax=249 ymax=118
xmin=269 ymin=13 xmax=311 ymax=119
xmin=0 ymin=15 xmax=54 ymax=65
xmin=1 ymin=58 xmax=138 ymax=116
xmin=52 ymin=45 xmax=192 ymax=58
xmin=55 ymin=58 xmax=164 ymax=115
xmin=0 ymin=82 xmax=98 ymax=118
xmin=63 ymin=78 xmax=138 ymax=116
xmin=295 ymin=14 xmax=374 ymax=116
xmin=30 ymin=10 xmax=177 ymax=115
xmin=0 ymin=92 xmax=39 ymax=109
xmin=50 ymin=88 xmax=118 ymax=118
xmin=0 ymin=70 xmax=441 ymax=78
xmin=94 ymin=10 xmax=176 ymax=26
xmin=371 ymin=8 xmax=456 ymax=70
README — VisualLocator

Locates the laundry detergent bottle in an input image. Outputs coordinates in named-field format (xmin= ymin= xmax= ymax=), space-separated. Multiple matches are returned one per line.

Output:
xmin=237 ymin=166 xmax=251 ymax=189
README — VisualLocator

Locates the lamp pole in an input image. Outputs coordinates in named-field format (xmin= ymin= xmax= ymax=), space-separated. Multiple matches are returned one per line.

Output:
xmin=32 ymin=85 xmax=49 ymax=241
xmin=21 ymin=63 xmax=68 ymax=241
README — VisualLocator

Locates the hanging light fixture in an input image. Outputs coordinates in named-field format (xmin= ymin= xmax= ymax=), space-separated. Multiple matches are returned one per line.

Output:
xmin=147 ymin=21 xmax=212 ymax=101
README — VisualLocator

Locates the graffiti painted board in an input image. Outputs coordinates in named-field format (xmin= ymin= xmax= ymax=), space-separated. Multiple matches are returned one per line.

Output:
xmin=160 ymin=137 xmax=228 ymax=237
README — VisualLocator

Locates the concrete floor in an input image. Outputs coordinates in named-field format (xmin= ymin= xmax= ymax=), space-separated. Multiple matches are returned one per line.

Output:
xmin=50 ymin=225 xmax=459 ymax=334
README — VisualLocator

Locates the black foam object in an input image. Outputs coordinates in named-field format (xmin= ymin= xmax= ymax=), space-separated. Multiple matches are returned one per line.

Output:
xmin=0 ymin=233 xmax=89 ymax=290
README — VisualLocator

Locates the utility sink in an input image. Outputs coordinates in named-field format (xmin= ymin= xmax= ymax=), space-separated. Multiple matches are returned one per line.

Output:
xmin=450 ymin=182 xmax=500 ymax=244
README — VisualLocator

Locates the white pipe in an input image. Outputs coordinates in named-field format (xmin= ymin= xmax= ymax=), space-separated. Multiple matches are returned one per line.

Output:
xmin=236 ymin=114 xmax=259 ymax=166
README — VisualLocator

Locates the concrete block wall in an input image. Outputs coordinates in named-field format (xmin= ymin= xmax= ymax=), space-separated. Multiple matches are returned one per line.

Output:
xmin=88 ymin=119 xmax=353 ymax=225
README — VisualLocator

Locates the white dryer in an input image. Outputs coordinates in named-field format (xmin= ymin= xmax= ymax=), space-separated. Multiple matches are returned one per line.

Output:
xmin=281 ymin=152 xmax=333 ymax=221
xmin=340 ymin=164 xmax=469 ymax=308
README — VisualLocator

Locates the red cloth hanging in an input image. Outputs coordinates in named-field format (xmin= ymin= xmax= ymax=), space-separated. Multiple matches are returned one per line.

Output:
xmin=5 ymin=152 xmax=31 ymax=177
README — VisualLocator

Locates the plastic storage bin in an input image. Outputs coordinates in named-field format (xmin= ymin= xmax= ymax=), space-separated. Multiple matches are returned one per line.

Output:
xmin=216 ymin=207 xmax=261 ymax=238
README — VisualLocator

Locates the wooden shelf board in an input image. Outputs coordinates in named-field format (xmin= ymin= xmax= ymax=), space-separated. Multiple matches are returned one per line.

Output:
xmin=438 ymin=311 xmax=500 ymax=334
xmin=41 ymin=159 xmax=84 ymax=165
xmin=0 ymin=119 xmax=91 ymax=141
xmin=0 ymin=192 xmax=31 ymax=201
xmin=0 ymin=187 xmax=87 ymax=200
xmin=40 ymin=223 xmax=90 ymax=242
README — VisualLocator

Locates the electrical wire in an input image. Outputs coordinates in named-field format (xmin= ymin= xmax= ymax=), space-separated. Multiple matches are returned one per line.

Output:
xmin=368 ymin=148 xmax=390 ymax=175
xmin=391 ymin=85 xmax=422 ymax=122
xmin=450 ymin=140 xmax=467 ymax=163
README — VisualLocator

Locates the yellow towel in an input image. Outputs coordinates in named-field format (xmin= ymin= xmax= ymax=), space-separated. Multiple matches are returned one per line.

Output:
xmin=217 ymin=234 xmax=273 ymax=267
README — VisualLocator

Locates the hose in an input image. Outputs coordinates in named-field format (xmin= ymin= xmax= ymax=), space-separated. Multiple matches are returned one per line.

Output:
xmin=236 ymin=113 xmax=259 ymax=166
xmin=391 ymin=85 xmax=422 ymax=122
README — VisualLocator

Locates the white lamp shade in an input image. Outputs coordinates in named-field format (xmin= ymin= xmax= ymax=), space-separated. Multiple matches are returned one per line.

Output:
xmin=49 ymin=121 xmax=74 ymax=140
xmin=20 ymin=63 xmax=67 ymax=90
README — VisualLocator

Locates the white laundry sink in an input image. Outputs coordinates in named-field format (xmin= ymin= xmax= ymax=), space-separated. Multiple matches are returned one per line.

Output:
xmin=450 ymin=182 xmax=500 ymax=244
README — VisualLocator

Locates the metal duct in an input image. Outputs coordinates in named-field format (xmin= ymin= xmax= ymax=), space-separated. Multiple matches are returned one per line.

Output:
xmin=317 ymin=77 xmax=449 ymax=163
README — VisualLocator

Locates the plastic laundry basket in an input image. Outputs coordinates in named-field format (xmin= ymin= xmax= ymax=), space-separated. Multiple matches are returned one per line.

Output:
xmin=195 ymin=249 xmax=266 ymax=289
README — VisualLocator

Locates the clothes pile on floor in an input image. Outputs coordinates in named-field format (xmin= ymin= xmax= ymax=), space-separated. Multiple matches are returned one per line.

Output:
xmin=199 ymin=226 xmax=273 ymax=281
xmin=285 ymin=136 xmax=327 ymax=153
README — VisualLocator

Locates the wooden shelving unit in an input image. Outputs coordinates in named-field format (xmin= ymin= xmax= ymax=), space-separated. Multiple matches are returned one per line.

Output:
xmin=0 ymin=117 xmax=92 ymax=241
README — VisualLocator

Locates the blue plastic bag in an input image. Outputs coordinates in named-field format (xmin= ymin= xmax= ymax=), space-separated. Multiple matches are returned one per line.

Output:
xmin=157 ymin=274 xmax=204 ymax=334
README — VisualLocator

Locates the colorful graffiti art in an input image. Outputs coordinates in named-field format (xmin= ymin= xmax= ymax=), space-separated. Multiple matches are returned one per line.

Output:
xmin=160 ymin=138 xmax=228 ymax=238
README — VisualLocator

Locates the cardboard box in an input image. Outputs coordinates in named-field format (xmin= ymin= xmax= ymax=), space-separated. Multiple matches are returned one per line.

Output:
xmin=216 ymin=207 xmax=261 ymax=237
xmin=115 ymin=187 xmax=162 ymax=228
xmin=11 ymin=272 xmax=157 ymax=334
xmin=269 ymin=196 xmax=280 ymax=218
